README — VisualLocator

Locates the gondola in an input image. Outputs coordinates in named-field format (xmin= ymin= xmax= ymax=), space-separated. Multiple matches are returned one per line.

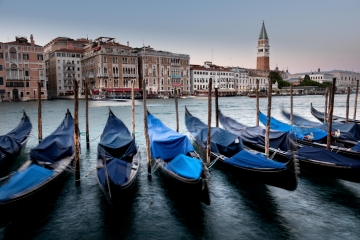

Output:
xmin=147 ymin=111 xmax=210 ymax=205
xmin=259 ymin=111 xmax=360 ymax=158
xmin=311 ymin=103 xmax=360 ymax=124
xmin=220 ymin=110 xmax=360 ymax=183
xmin=218 ymin=110 xmax=292 ymax=162
xmin=185 ymin=107 xmax=298 ymax=191
xmin=0 ymin=110 xmax=32 ymax=168
xmin=97 ymin=109 xmax=140 ymax=204
xmin=0 ymin=109 xmax=75 ymax=206
xmin=282 ymin=108 xmax=360 ymax=149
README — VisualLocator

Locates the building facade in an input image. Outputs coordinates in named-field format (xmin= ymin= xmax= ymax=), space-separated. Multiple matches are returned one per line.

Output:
xmin=81 ymin=37 xmax=140 ymax=98
xmin=44 ymin=37 xmax=88 ymax=98
xmin=0 ymin=35 xmax=46 ymax=102
xmin=136 ymin=46 xmax=190 ymax=97
xmin=256 ymin=21 xmax=270 ymax=71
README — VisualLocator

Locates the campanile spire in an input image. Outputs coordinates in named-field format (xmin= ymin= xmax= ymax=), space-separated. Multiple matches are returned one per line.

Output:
xmin=256 ymin=21 xmax=270 ymax=70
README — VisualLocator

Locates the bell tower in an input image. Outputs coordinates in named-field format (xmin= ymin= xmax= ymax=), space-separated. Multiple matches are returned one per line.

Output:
xmin=256 ymin=21 xmax=270 ymax=71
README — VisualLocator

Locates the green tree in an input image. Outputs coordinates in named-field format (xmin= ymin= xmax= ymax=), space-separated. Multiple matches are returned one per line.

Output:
xmin=268 ymin=71 xmax=290 ymax=89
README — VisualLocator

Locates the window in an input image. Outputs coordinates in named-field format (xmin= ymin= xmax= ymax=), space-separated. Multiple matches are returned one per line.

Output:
xmin=0 ymin=77 xmax=3 ymax=85
xmin=23 ymin=54 xmax=29 ymax=60
xmin=0 ymin=65 xmax=2 ymax=71
xmin=57 ymin=53 xmax=61 ymax=57
xmin=0 ymin=53 xmax=3 ymax=59
xmin=38 ymin=54 xmax=43 ymax=60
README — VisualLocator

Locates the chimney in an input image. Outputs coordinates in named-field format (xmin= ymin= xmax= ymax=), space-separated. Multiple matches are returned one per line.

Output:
xmin=127 ymin=41 xmax=129 ymax=46
xmin=318 ymin=68 xmax=320 ymax=72
xmin=30 ymin=34 xmax=34 ymax=46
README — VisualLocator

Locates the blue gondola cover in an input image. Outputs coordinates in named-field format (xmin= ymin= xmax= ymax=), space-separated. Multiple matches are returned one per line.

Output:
xmin=0 ymin=164 xmax=54 ymax=203
xmin=0 ymin=114 xmax=32 ymax=161
xmin=148 ymin=113 xmax=194 ymax=161
xmin=224 ymin=151 xmax=286 ymax=169
xmin=30 ymin=113 xmax=74 ymax=164
xmin=165 ymin=154 xmax=203 ymax=179
xmin=98 ymin=158 xmax=132 ymax=187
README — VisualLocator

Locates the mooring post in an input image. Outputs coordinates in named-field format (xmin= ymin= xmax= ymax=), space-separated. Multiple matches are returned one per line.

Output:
xmin=265 ymin=77 xmax=273 ymax=157
xmin=174 ymin=87 xmax=179 ymax=132
xmin=215 ymin=86 xmax=219 ymax=127
xmin=143 ymin=80 xmax=151 ymax=178
xmin=206 ymin=78 xmax=213 ymax=167
xmin=324 ymin=87 xmax=329 ymax=123
xmin=354 ymin=80 xmax=359 ymax=120
xmin=132 ymin=80 xmax=135 ymax=139
xmin=327 ymin=78 xmax=336 ymax=150
xmin=37 ymin=81 xmax=42 ymax=143
xmin=346 ymin=87 xmax=350 ymax=123
xmin=256 ymin=79 xmax=259 ymax=126
xmin=85 ymin=80 xmax=89 ymax=149
xmin=74 ymin=79 xmax=80 ymax=182
xmin=290 ymin=83 xmax=293 ymax=125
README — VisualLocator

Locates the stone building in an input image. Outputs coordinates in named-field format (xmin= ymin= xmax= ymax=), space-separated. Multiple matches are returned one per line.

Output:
xmin=135 ymin=46 xmax=190 ymax=97
xmin=81 ymin=37 xmax=140 ymax=98
xmin=0 ymin=35 xmax=46 ymax=101
xmin=44 ymin=37 xmax=88 ymax=98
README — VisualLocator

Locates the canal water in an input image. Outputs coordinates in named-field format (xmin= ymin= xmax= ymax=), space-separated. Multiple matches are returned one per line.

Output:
xmin=0 ymin=95 xmax=360 ymax=240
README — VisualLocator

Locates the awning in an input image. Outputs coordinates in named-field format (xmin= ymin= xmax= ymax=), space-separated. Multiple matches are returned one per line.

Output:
xmin=102 ymin=88 xmax=142 ymax=92
xmin=92 ymin=89 xmax=100 ymax=94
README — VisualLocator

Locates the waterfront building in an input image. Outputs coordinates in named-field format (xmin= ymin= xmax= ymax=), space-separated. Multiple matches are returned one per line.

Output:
xmin=135 ymin=46 xmax=190 ymax=97
xmin=81 ymin=37 xmax=140 ymax=98
xmin=232 ymin=67 xmax=249 ymax=94
xmin=249 ymin=72 xmax=278 ymax=92
xmin=190 ymin=61 xmax=236 ymax=96
xmin=286 ymin=68 xmax=360 ymax=90
xmin=0 ymin=35 xmax=46 ymax=101
xmin=44 ymin=37 xmax=88 ymax=98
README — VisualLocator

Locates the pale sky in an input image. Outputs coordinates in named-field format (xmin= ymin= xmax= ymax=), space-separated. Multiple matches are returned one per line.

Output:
xmin=1 ymin=0 xmax=359 ymax=74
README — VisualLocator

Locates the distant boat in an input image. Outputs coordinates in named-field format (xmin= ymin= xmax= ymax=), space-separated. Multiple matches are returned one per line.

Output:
xmin=248 ymin=93 xmax=267 ymax=98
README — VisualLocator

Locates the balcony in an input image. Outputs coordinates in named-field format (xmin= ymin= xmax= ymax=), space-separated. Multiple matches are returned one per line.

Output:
xmin=64 ymin=63 xmax=75 ymax=67
xmin=113 ymin=73 xmax=120 ymax=78
xmin=64 ymin=82 xmax=74 ymax=87
xmin=5 ymin=58 xmax=23 ymax=63
xmin=97 ymin=73 xmax=109 ymax=78
xmin=123 ymin=74 xmax=137 ymax=78
xmin=171 ymin=62 xmax=181 ymax=67
xmin=64 ymin=70 xmax=75 ymax=74
xmin=171 ymin=75 xmax=182 ymax=79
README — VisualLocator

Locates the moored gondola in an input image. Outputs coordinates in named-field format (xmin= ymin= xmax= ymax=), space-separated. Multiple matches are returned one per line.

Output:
xmin=147 ymin=111 xmax=210 ymax=205
xmin=311 ymin=103 xmax=360 ymax=124
xmin=185 ymin=107 xmax=298 ymax=191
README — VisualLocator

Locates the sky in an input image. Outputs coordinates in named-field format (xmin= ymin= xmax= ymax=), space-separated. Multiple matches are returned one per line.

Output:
xmin=1 ymin=0 xmax=360 ymax=74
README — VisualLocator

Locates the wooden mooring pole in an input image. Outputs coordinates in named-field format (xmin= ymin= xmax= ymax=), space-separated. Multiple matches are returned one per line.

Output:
xmin=37 ymin=81 xmax=42 ymax=143
xmin=290 ymin=83 xmax=293 ymax=125
xmin=324 ymin=87 xmax=329 ymax=123
xmin=74 ymin=79 xmax=80 ymax=181
xmin=206 ymin=79 xmax=212 ymax=167
xmin=327 ymin=78 xmax=336 ymax=150
xmin=143 ymin=81 xmax=152 ymax=177
xmin=85 ymin=81 xmax=89 ymax=149
xmin=132 ymin=80 xmax=135 ymax=138
xmin=265 ymin=78 xmax=273 ymax=157
xmin=215 ymin=86 xmax=219 ymax=127
xmin=256 ymin=79 xmax=259 ymax=126
xmin=354 ymin=80 xmax=359 ymax=120
xmin=346 ymin=87 xmax=350 ymax=123
xmin=174 ymin=88 xmax=179 ymax=132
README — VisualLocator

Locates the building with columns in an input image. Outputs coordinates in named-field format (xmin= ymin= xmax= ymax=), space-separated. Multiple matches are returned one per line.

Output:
xmin=81 ymin=37 xmax=140 ymax=98
xmin=44 ymin=37 xmax=88 ymax=98
xmin=0 ymin=35 xmax=46 ymax=101
xmin=256 ymin=21 xmax=270 ymax=71
xmin=135 ymin=46 xmax=190 ymax=97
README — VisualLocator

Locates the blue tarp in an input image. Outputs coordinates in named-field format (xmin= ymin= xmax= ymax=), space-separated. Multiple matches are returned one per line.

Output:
xmin=311 ymin=103 xmax=360 ymax=124
xmin=297 ymin=145 xmax=360 ymax=167
xmin=0 ymin=164 xmax=54 ymax=203
xmin=224 ymin=150 xmax=286 ymax=169
xmin=98 ymin=158 xmax=132 ymax=187
xmin=351 ymin=142 xmax=360 ymax=152
xmin=219 ymin=111 xmax=290 ymax=151
xmin=30 ymin=111 xmax=74 ymax=164
xmin=0 ymin=113 xmax=32 ymax=162
xmin=165 ymin=154 xmax=203 ymax=179
xmin=259 ymin=111 xmax=327 ymax=141
xmin=282 ymin=109 xmax=360 ymax=142
xmin=185 ymin=109 xmax=243 ymax=157
xmin=148 ymin=113 xmax=194 ymax=161
xmin=98 ymin=111 xmax=137 ymax=161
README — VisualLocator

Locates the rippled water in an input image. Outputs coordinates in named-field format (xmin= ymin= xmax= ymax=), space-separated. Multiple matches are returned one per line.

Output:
xmin=0 ymin=95 xmax=360 ymax=240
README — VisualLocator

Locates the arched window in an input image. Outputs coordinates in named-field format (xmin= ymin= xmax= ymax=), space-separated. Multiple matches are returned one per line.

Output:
xmin=104 ymin=80 xmax=108 ymax=87
xmin=9 ymin=47 xmax=17 ymax=59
